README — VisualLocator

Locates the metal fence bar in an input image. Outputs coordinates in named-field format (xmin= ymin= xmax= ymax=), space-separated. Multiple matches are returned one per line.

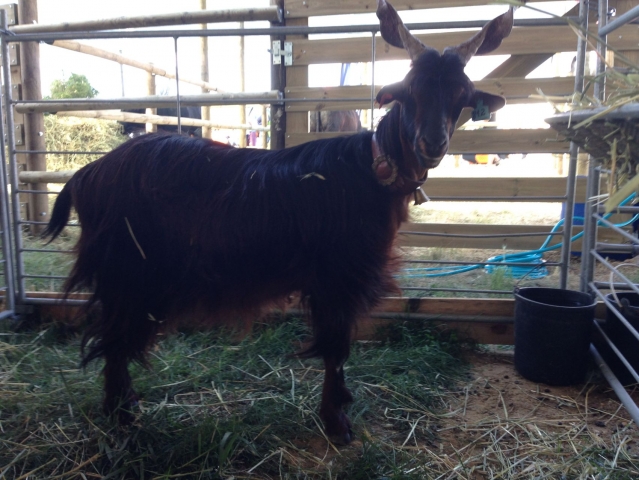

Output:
xmin=590 ymin=344 xmax=639 ymax=426
xmin=6 ymin=17 xmax=576 ymax=43
xmin=565 ymin=0 xmax=588 ymax=290
xmin=400 ymin=230 xmax=564 ymax=239
xmin=401 ymin=287 xmax=513 ymax=295
xmin=599 ymin=4 xmax=639 ymax=36
xmin=1 ymin=11 xmax=26 ymax=306
xmin=0 ymin=19 xmax=15 ymax=316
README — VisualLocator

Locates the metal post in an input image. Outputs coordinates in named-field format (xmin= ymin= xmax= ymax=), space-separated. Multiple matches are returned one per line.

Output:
xmin=580 ymin=0 xmax=607 ymax=291
xmin=173 ymin=36 xmax=182 ymax=134
xmin=562 ymin=0 xmax=588 ymax=290
xmin=1 ymin=10 xmax=26 ymax=305
xmin=0 ymin=13 xmax=16 ymax=316
xmin=370 ymin=31 xmax=376 ymax=130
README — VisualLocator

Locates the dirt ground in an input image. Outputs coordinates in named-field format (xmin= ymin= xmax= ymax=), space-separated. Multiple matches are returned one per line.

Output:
xmin=435 ymin=348 xmax=639 ymax=475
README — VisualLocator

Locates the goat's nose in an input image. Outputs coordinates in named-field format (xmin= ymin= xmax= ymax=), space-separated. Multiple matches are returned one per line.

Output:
xmin=424 ymin=137 xmax=448 ymax=157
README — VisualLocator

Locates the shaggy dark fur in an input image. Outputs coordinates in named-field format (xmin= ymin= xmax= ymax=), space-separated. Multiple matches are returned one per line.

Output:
xmin=43 ymin=0 xmax=514 ymax=444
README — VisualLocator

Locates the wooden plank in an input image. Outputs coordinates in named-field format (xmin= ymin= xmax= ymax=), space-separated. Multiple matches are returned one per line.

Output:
xmin=285 ymin=17 xmax=309 ymax=134
xmin=484 ymin=3 xmax=580 ymax=79
xmin=358 ymin=297 xmax=516 ymax=343
xmin=398 ymin=222 xmax=625 ymax=250
xmin=290 ymin=25 xmax=639 ymax=65
xmin=284 ymin=77 xmax=577 ymax=112
xmin=286 ymin=128 xmax=570 ymax=153
xmin=284 ymin=0 xmax=550 ymax=18
xmin=424 ymin=177 xmax=586 ymax=201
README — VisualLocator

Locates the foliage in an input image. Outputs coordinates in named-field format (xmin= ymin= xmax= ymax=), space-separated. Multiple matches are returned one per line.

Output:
xmin=48 ymin=73 xmax=98 ymax=99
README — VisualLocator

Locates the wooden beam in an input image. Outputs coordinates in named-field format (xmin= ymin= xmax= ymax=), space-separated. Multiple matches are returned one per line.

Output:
xmin=19 ymin=0 xmax=48 ymax=233
xmin=286 ymin=128 xmax=570 ymax=153
xmin=484 ymin=3 xmax=580 ymax=79
xmin=485 ymin=54 xmax=554 ymax=79
xmin=284 ymin=0 xmax=550 ymax=18
xmin=52 ymin=40 xmax=225 ymax=93
xmin=289 ymin=25 xmax=639 ymax=65
xmin=55 ymin=110 xmax=269 ymax=131
xmin=285 ymin=17 xmax=310 ymax=134
xmin=23 ymin=290 xmax=516 ymax=344
xmin=424 ymin=177 xmax=586 ymax=201
xmin=284 ymin=77 xmax=577 ymax=112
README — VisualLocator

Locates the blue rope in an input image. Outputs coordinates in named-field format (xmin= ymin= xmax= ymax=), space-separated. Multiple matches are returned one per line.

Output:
xmin=399 ymin=195 xmax=639 ymax=280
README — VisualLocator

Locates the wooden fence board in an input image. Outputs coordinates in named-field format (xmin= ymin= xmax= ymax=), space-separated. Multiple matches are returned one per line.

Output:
xmin=290 ymin=25 xmax=639 ymax=65
xmin=285 ymin=77 xmax=577 ymax=112
xmin=286 ymin=128 xmax=570 ymax=153
xmin=424 ymin=177 xmax=585 ymax=200
xmin=285 ymin=0 xmax=550 ymax=18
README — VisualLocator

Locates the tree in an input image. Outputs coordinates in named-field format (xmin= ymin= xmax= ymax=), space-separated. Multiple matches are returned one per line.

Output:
xmin=49 ymin=73 xmax=98 ymax=99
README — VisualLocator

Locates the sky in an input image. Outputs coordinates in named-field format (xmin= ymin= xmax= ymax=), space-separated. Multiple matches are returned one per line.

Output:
xmin=34 ymin=0 xmax=580 ymax=100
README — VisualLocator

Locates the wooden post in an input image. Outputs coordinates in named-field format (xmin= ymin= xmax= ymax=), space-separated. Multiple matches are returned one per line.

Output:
xmin=18 ymin=0 xmax=48 ymax=233
xmin=145 ymin=68 xmax=157 ymax=133
xmin=282 ymin=13 xmax=308 ymax=146
xmin=270 ymin=0 xmax=286 ymax=150
xmin=238 ymin=21 xmax=247 ymax=148
xmin=200 ymin=0 xmax=212 ymax=139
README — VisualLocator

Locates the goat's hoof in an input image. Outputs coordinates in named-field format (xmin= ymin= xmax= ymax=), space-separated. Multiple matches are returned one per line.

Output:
xmin=104 ymin=392 xmax=139 ymax=425
xmin=322 ymin=410 xmax=353 ymax=445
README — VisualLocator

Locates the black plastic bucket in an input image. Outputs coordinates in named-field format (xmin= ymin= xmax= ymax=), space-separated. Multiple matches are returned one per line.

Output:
xmin=514 ymin=287 xmax=596 ymax=385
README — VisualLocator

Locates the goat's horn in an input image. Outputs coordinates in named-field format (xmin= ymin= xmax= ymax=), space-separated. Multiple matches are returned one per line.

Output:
xmin=377 ymin=0 xmax=433 ymax=62
xmin=444 ymin=7 xmax=514 ymax=65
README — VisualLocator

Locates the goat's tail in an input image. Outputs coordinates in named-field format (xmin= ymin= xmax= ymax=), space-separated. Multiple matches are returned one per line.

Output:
xmin=41 ymin=181 xmax=74 ymax=242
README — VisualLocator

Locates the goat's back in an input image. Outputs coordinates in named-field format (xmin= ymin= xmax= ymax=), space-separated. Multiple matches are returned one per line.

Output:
xmin=54 ymin=132 xmax=403 ymax=328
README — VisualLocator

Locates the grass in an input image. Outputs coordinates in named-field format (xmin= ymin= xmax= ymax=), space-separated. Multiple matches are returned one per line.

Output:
xmin=0 ymin=319 xmax=467 ymax=479
xmin=1 ymin=318 xmax=637 ymax=479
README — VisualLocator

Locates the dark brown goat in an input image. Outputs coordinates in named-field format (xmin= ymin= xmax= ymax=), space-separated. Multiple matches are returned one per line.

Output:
xmin=43 ymin=0 xmax=513 ymax=445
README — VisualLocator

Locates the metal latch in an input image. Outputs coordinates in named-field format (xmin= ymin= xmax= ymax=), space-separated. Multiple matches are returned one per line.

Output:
xmin=272 ymin=41 xmax=292 ymax=66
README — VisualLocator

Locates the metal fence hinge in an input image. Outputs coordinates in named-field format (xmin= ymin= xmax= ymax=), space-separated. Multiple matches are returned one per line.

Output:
xmin=272 ymin=41 xmax=292 ymax=66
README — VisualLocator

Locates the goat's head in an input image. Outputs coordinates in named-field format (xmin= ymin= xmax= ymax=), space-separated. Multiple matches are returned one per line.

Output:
xmin=376 ymin=0 xmax=514 ymax=170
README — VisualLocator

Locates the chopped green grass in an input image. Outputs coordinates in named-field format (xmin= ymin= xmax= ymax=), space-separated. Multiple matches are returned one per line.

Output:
xmin=0 ymin=318 xmax=466 ymax=479
xmin=1 ymin=318 xmax=637 ymax=478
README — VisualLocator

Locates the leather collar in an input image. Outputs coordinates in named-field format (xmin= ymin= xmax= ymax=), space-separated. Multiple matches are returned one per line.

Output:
xmin=371 ymin=134 xmax=429 ymax=204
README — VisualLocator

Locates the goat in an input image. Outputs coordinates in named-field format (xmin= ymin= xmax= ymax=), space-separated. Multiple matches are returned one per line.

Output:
xmin=43 ymin=0 xmax=513 ymax=445
xmin=310 ymin=110 xmax=362 ymax=133
xmin=119 ymin=106 xmax=202 ymax=137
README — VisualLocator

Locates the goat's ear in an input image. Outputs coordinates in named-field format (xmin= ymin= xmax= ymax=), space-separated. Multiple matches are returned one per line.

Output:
xmin=376 ymin=81 xmax=405 ymax=108
xmin=377 ymin=0 xmax=433 ymax=62
xmin=469 ymin=90 xmax=506 ymax=121
xmin=444 ymin=7 xmax=514 ymax=65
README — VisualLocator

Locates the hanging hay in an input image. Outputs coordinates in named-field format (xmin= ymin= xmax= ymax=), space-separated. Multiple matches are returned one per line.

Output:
xmin=547 ymin=111 xmax=639 ymax=191
xmin=44 ymin=114 xmax=127 ymax=171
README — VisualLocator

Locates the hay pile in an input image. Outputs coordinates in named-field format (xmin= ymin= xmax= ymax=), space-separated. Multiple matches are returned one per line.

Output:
xmin=44 ymin=115 xmax=127 ymax=171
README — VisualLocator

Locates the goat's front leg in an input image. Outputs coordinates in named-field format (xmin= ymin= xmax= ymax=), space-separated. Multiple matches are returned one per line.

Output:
xmin=320 ymin=354 xmax=354 ymax=444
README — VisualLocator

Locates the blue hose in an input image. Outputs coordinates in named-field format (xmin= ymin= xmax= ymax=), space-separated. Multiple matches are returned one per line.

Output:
xmin=400 ymin=194 xmax=639 ymax=279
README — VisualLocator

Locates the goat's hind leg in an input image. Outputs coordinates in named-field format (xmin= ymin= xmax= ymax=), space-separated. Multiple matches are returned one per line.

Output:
xmin=103 ymin=349 xmax=138 ymax=424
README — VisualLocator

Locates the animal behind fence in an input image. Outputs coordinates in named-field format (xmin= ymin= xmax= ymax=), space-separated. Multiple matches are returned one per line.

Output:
xmin=119 ymin=106 xmax=202 ymax=137
xmin=310 ymin=110 xmax=362 ymax=133
xmin=44 ymin=0 xmax=514 ymax=445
